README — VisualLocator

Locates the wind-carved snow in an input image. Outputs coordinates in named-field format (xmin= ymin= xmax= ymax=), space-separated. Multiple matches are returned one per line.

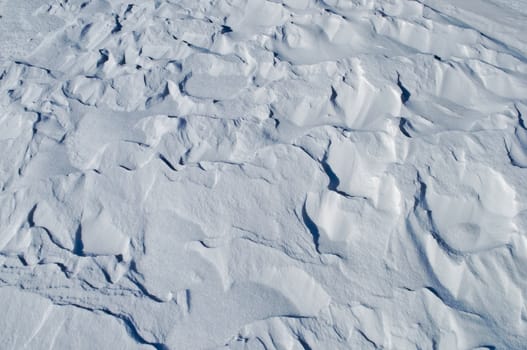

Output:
xmin=0 ymin=0 xmax=527 ymax=349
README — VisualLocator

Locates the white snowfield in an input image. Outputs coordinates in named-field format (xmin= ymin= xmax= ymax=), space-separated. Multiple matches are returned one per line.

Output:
xmin=0 ymin=0 xmax=527 ymax=348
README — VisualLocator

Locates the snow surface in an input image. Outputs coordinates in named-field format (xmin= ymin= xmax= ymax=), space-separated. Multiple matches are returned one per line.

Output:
xmin=1 ymin=0 xmax=527 ymax=349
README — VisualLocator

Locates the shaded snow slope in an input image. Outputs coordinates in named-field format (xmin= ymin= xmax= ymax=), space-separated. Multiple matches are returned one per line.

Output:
xmin=1 ymin=0 xmax=527 ymax=349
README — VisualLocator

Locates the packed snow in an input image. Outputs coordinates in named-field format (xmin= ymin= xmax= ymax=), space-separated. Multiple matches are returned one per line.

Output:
xmin=1 ymin=0 xmax=527 ymax=349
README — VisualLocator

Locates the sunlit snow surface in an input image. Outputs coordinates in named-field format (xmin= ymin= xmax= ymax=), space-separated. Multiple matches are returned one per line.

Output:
xmin=1 ymin=0 xmax=527 ymax=348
